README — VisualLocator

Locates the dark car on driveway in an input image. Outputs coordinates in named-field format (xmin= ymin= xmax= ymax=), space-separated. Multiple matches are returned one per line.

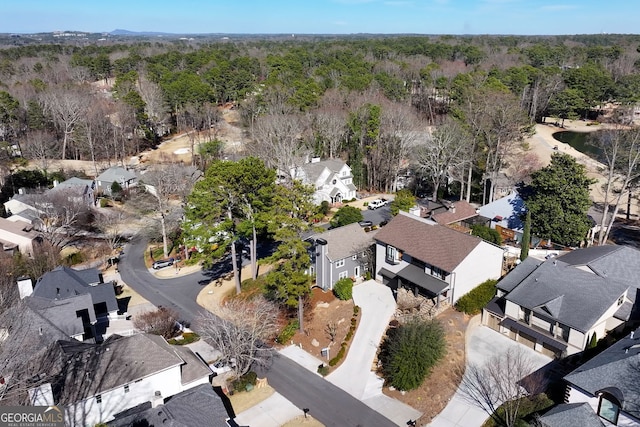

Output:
xmin=152 ymin=258 xmax=174 ymax=269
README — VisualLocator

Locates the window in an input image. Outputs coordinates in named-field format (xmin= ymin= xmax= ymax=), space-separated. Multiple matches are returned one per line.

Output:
xmin=96 ymin=395 xmax=102 ymax=404
xmin=124 ymin=384 xmax=130 ymax=393
xmin=338 ymin=271 xmax=348 ymax=280
xmin=598 ymin=393 xmax=620 ymax=424
xmin=336 ymin=259 xmax=345 ymax=268
xmin=386 ymin=245 xmax=400 ymax=265
xmin=618 ymin=295 xmax=625 ymax=306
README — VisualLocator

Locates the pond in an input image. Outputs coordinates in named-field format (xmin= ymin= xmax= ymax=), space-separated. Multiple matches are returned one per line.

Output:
xmin=552 ymin=130 xmax=602 ymax=158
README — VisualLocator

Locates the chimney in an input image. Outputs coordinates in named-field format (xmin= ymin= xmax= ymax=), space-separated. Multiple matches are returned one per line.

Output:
xmin=151 ymin=390 xmax=164 ymax=408
xmin=53 ymin=179 xmax=59 ymax=187
xmin=450 ymin=204 xmax=456 ymax=214
xmin=409 ymin=206 xmax=421 ymax=217
xmin=18 ymin=188 xmax=25 ymax=195
xmin=632 ymin=330 xmax=635 ymax=340
xmin=17 ymin=277 xmax=33 ymax=299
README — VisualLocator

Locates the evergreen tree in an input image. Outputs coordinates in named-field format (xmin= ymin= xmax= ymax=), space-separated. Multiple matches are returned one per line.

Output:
xmin=520 ymin=210 xmax=531 ymax=261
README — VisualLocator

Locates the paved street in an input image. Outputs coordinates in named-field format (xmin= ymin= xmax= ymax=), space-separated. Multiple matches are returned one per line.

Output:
xmin=119 ymin=236 xmax=398 ymax=426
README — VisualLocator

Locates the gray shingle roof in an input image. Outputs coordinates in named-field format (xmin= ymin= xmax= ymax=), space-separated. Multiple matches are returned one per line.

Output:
xmin=32 ymin=266 xmax=118 ymax=313
xmin=109 ymin=384 xmax=229 ymax=427
xmin=173 ymin=346 xmax=213 ymax=386
xmin=564 ymin=327 xmax=640 ymax=419
xmin=40 ymin=334 xmax=209 ymax=404
xmin=374 ymin=211 xmax=481 ymax=272
xmin=300 ymin=159 xmax=348 ymax=183
xmin=497 ymin=257 xmax=542 ymax=293
xmin=539 ymin=402 xmax=605 ymax=427
xmin=27 ymin=295 xmax=94 ymax=336
xmin=97 ymin=166 xmax=137 ymax=183
xmin=313 ymin=222 xmax=378 ymax=261
xmin=504 ymin=259 xmax=628 ymax=333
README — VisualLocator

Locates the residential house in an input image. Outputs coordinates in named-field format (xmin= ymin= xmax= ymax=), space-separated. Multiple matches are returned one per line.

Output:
xmin=560 ymin=327 xmax=640 ymax=426
xmin=96 ymin=166 xmax=137 ymax=196
xmin=4 ymin=192 xmax=37 ymax=219
xmin=294 ymin=158 xmax=357 ymax=205
xmin=28 ymin=333 xmax=213 ymax=427
xmin=538 ymin=402 xmax=606 ymax=427
xmin=482 ymin=245 xmax=640 ymax=358
xmin=108 ymin=383 xmax=229 ymax=427
xmin=412 ymin=199 xmax=481 ymax=230
xmin=49 ymin=177 xmax=96 ymax=207
xmin=0 ymin=216 xmax=39 ymax=255
xmin=19 ymin=266 xmax=120 ymax=342
xmin=309 ymin=222 xmax=378 ymax=291
xmin=374 ymin=211 xmax=504 ymax=306
xmin=477 ymin=191 xmax=527 ymax=244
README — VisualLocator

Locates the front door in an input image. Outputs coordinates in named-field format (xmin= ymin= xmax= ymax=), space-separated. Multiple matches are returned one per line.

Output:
xmin=354 ymin=266 xmax=360 ymax=278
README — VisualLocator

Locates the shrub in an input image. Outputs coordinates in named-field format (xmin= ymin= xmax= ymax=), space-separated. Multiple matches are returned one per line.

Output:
xmin=379 ymin=319 xmax=445 ymax=391
xmin=277 ymin=319 xmax=299 ymax=344
xmin=99 ymin=198 xmax=111 ymax=208
xmin=232 ymin=371 xmax=258 ymax=392
xmin=330 ymin=205 xmax=363 ymax=228
xmin=333 ymin=277 xmax=354 ymax=300
xmin=455 ymin=279 xmax=498 ymax=315
xmin=317 ymin=364 xmax=330 ymax=376
xmin=318 ymin=200 xmax=330 ymax=216
xmin=471 ymin=224 xmax=503 ymax=246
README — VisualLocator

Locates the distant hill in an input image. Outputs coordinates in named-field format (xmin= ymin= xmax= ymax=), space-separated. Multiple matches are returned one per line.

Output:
xmin=109 ymin=29 xmax=178 ymax=36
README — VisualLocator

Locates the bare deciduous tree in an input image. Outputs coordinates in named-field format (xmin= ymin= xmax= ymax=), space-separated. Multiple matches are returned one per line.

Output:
xmin=249 ymin=112 xmax=311 ymax=184
xmin=21 ymin=130 xmax=59 ymax=173
xmin=457 ymin=347 xmax=547 ymax=427
xmin=133 ymin=307 xmax=180 ymax=340
xmin=41 ymin=85 xmax=91 ymax=160
xmin=197 ymin=296 xmax=279 ymax=378
xmin=140 ymin=163 xmax=201 ymax=258
xmin=29 ymin=189 xmax=92 ymax=248
xmin=415 ymin=118 xmax=473 ymax=200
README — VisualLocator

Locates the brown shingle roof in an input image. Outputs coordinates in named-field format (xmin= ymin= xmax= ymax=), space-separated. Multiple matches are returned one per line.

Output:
xmin=374 ymin=211 xmax=481 ymax=272
xmin=431 ymin=200 xmax=479 ymax=225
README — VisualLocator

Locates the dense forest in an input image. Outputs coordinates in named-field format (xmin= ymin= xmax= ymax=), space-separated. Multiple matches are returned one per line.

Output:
xmin=1 ymin=32 xmax=640 ymax=202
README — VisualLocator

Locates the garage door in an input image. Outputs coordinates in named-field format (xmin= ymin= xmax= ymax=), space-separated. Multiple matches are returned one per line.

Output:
xmin=517 ymin=330 xmax=536 ymax=349
xmin=486 ymin=314 xmax=501 ymax=331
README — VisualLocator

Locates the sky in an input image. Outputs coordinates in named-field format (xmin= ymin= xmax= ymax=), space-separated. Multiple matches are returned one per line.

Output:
xmin=4 ymin=0 xmax=639 ymax=36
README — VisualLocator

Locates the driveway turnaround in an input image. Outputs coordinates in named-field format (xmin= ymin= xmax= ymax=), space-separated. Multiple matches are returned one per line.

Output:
xmin=428 ymin=323 xmax=552 ymax=427
xmin=328 ymin=280 xmax=422 ymax=425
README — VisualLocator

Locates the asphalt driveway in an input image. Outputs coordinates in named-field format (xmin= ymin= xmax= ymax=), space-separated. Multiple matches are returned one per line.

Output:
xmin=327 ymin=280 xmax=422 ymax=425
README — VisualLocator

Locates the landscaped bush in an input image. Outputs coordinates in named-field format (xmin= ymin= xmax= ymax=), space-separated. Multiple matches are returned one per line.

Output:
xmin=231 ymin=371 xmax=257 ymax=392
xmin=455 ymin=279 xmax=498 ymax=315
xmin=471 ymin=224 xmax=503 ymax=246
xmin=277 ymin=319 xmax=299 ymax=344
xmin=333 ymin=277 xmax=354 ymax=300
xmin=379 ymin=319 xmax=446 ymax=391
xmin=168 ymin=332 xmax=200 ymax=345
xmin=328 ymin=306 xmax=360 ymax=367
xmin=317 ymin=364 xmax=330 ymax=376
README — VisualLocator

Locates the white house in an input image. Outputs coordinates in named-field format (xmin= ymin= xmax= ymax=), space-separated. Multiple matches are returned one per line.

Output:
xmin=560 ymin=327 xmax=640 ymax=426
xmin=374 ymin=211 xmax=504 ymax=306
xmin=483 ymin=245 xmax=640 ymax=358
xmin=293 ymin=158 xmax=357 ymax=205
xmin=0 ymin=217 xmax=39 ymax=255
xmin=29 ymin=333 xmax=212 ymax=427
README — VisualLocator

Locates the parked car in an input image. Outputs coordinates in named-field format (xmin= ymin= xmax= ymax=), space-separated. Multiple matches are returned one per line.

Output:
xmin=210 ymin=358 xmax=236 ymax=375
xmin=368 ymin=199 xmax=387 ymax=210
xmin=358 ymin=220 xmax=373 ymax=227
xmin=152 ymin=258 xmax=175 ymax=269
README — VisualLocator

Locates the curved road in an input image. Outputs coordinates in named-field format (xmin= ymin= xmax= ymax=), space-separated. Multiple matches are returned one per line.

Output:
xmin=119 ymin=236 xmax=396 ymax=427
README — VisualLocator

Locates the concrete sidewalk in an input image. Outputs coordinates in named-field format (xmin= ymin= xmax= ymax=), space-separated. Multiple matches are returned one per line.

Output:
xmin=428 ymin=321 xmax=552 ymax=427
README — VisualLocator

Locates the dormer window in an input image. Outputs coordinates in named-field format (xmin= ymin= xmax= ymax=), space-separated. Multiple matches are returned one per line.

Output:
xmin=598 ymin=392 xmax=620 ymax=424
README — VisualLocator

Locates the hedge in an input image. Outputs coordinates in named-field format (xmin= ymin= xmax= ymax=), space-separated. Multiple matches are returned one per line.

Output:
xmin=454 ymin=279 xmax=498 ymax=315
xmin=333 ymin=277 xmax=354 ymax=300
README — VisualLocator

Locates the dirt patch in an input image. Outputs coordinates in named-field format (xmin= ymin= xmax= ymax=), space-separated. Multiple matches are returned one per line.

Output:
xmin=287 ymin=288 xmax=356 ymax=366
